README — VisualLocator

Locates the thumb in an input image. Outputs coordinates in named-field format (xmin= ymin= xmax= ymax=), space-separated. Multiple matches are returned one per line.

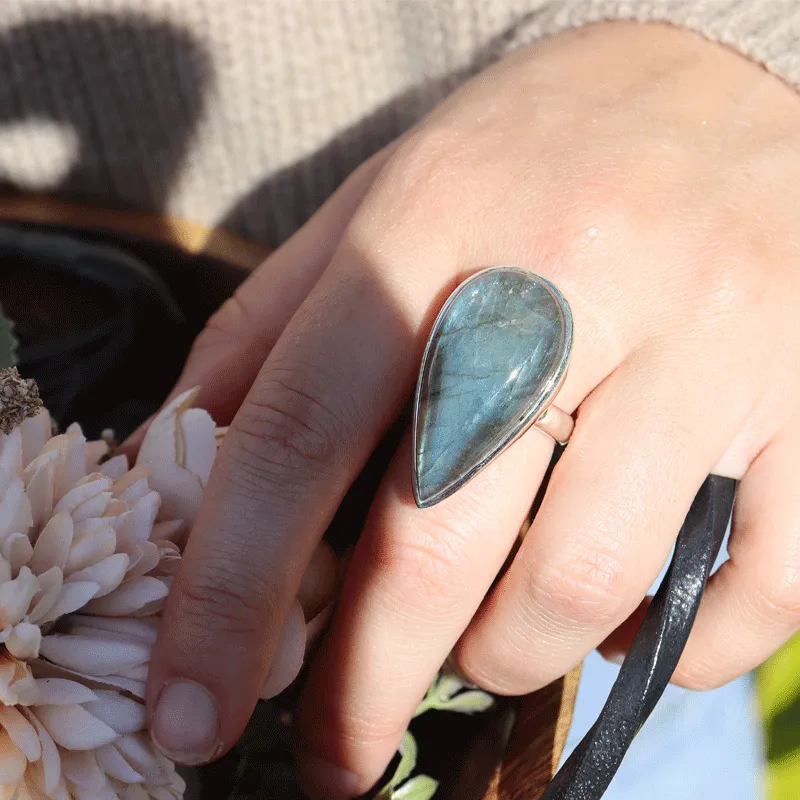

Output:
xmin=123 ymin=147 xmax=394 ymax=453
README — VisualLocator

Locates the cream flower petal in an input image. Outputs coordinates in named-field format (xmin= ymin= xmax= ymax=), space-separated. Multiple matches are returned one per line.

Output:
xmin=84 ymin=441 xmax=109 ymax=471
xmin=64 ymin=525 xmax=116 ymax=574
xmin=95 ymin=743 xmax=144 ymax=783
xmin=99 ymin=455 xmax=129 ymax=481
xmin=0 ymin=652 xmax=39 ymax=706
xmin=42 ymin=430 xmax=87 ymax=500
xmin=112 ymin=734 xmax=162 ymax=783
xmin=0 ymin=567 xmax=39 ymax=627
xmin=70 ymin=784 xmax=118 ymax=800
xmin=84 ymin=691 xmax=146 ymax=735
xmin=60 ymin=749 xmax=107 ymax=790
xmin=29 ymin=512 xmax=73 ymax=575
xmin=30 ymin=660 xmax=147 ymax=703
xmin=34 ymin=704 xmax=118 ymax=751
xmin=38 ymin=633 xmax=150 ymax=677
xmin=0 ymin=428 xmax=23 ymax=482
xmin=26 ymin=710 xmax=61 ymax=793
xmin=2 ymin=533 xmax=33 ymax=575
xmin=137 ymin=393 xmax=186 ymax=466
xmin=36 ymin=582 xmax=101 ymax=625
xmin=0 ymin=727 xmax=27 ymax=784
xmin=53 ymin=477 xmax=112 ymax=517
xmin=117 ymin=493 xmax=161 ymax=544
xmin=178 ymin=408 xmax=216 ymax=487
xmin=115 ymin=476 xmax=151 ymax=507
xmin=20 ymin=410 xmax=51 ymax=468
xmin=28 ymin=567 xmax=63 ymax=624
xmin=0 ymin=704 xmax=41 ymax=760
xmin=102 ymin=501 xmax=130 ymax=528
xmin=138 ymin=387 xmax=216 ymax=527
xmin=66 ymin=553 xmax=129 ymax=598
xmin=82 ymin=576 xmax=169 ymax=617
xmin=0 ymin=477 xmax=33 ymax=543
xmin=34 ymin=680 xmax=98 ymax=707
xmin=61 ymin=615 xmax=158 ymax=646
xmin=6 ymin=622 xmax=42 ymax=660
xmin=116 ymin=664 xmax=149 ymax=681
xmin=121 ymin=541 xmax=161 ymax=580
xmin=23 ymin=451 xmax=57 ymax=530
xmin=71 ymin=492 xmax=113 ymax=524
xmin=140 ymin=463 xmax=201 ymax=528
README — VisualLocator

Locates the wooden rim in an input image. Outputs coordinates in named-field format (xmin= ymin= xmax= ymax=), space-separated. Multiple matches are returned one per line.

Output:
xmin=0 ymin=193 xmax=271 ymax=271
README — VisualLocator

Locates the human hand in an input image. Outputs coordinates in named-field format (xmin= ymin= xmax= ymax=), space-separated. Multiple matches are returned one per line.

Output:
xmin=144 ymin=21 xmax=800 ymax=798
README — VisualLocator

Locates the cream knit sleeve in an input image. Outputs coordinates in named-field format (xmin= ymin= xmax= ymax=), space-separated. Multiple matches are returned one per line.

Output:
xmin=504 ymin=0 xmax=800 ymax=91
xmin=1 ymin=1 xmax=798 ymax=244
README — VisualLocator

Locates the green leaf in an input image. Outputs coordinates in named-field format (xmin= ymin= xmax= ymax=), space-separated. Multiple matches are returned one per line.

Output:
xmin=376 ymin=732 xmax=419 ymax=799
xmin=432 ymin=672 xmax=466 ymax=703
xmin=393 ymin=775 xmax=439 ymax=800
xmin=0 ymin=303 xmax=17 ymax=368
xmin=394 ymin=732 xmax=418 ymax=787
xmin=437 ymin=689 xmax=495 ymax=714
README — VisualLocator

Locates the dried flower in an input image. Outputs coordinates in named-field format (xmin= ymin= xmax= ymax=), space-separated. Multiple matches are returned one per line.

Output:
xmin=0 ymin=374 xmax=341 ymax=798
xmin=0 ymin=378 xmax=221 ymax=798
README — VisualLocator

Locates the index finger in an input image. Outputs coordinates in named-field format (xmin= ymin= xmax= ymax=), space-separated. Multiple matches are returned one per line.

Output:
xmin=146 ymin=228 xmax=454 ymax=764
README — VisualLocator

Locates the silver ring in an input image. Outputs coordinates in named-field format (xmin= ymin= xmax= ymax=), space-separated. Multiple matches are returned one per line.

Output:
xmin=412 ymin=266 xmax=574 ymax=508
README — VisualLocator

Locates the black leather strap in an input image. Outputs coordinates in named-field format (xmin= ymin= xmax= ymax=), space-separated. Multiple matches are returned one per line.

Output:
xmin=542 ymin=474 xmax=737 ymax=800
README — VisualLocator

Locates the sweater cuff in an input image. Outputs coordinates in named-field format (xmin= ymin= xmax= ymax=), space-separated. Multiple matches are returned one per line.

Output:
xmin=503 ymin=0 xmax=800 ymax=92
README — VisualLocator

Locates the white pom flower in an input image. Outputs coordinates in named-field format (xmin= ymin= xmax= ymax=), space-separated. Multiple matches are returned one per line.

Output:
xmin=0 ymin=377 xmax=216 ymax=800
xmin=0 ymin=374 xmax=340 ymax=799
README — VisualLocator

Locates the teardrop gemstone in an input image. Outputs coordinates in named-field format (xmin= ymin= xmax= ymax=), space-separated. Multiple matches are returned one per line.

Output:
xmin=413 ymin=267 xmax=572 ymax=508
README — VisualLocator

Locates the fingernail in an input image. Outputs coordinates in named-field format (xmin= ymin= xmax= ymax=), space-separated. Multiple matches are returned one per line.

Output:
xmin=295 ymin=751 xmax=360 ymax=799
xmin=152 ymin=680 xmax=221 ymax=765
xmin=260 ymin=600 xmax=307 ymax=699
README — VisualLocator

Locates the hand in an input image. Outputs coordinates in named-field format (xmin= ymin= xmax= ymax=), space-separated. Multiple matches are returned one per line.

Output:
xmin=144 ymin=21 xmax=800 ymax=798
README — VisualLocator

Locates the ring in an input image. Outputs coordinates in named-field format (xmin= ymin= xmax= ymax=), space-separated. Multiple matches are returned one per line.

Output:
xmin=413 ymin=266 xmax=574 ymax=508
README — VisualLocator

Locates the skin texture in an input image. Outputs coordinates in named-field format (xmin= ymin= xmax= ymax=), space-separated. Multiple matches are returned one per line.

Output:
xmin=141 ymin=21 xmax=800 ymax=799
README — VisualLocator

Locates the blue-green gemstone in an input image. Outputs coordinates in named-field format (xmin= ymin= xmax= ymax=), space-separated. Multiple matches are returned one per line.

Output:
xmin=413 ymin=267 xmax=571 ymax=507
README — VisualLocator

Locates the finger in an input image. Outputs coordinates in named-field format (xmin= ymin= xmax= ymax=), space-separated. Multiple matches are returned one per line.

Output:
xmin=298 ymin=540 xmax=341 ymax=620
xmin=146 ymin=201 xmax=457 ymax=765
xmin=260 ymin=600 xmax=307 ymax=700
xmin=123 ymin=144 xmax=396 ymax=452
xmin=294 ymin=426 xmax=555 ymax=797
xmin=454 ymin=344 xmax=748 ymax=696
xmin=669 ymin=421 xmax=800 ymax=689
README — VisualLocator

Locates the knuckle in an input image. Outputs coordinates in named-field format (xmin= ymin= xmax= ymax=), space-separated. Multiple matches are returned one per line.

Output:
xmin=533 ymin=545 xmax=634 ymax=629
xmin=175 ymin=558 xmax=273 ymax=639
xmin=389 ymin=126 xmax=474 ymax=194
xmin=756 ymin=563 xmax=800 ymax=620
xmin=232 ymin=371 xmax=347 ymax=482
xmin=375 ymin=520 xmax=471 ymax=607
xmin=453 ymin=644 xmax=534 ymax=697
xmin=313 ymin=699 xmax=409 ymax=752
xmin=201 ymin=286 xmax=266 ymax=348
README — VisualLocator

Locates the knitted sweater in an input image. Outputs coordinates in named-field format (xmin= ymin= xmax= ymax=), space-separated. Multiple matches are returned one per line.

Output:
xmin=1 ymin=1 xmax=799 ymax=247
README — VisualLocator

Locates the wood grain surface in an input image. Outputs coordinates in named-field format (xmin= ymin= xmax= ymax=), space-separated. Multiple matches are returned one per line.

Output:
xmin=484 ymin=667 xmax=582 ymax=800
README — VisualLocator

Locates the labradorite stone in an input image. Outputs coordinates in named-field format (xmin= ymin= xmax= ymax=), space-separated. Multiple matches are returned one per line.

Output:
xmin=414 ymin=268 xmax=570 ymax=507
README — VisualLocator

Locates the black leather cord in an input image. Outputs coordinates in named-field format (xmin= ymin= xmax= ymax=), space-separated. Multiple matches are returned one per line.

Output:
xmin=542 ymin=474 xmax=737 ymax=800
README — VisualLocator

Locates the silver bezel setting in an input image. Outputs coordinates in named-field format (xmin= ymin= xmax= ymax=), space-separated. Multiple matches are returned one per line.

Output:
xmin=412 ymin=266 xmax=573 ymax=508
